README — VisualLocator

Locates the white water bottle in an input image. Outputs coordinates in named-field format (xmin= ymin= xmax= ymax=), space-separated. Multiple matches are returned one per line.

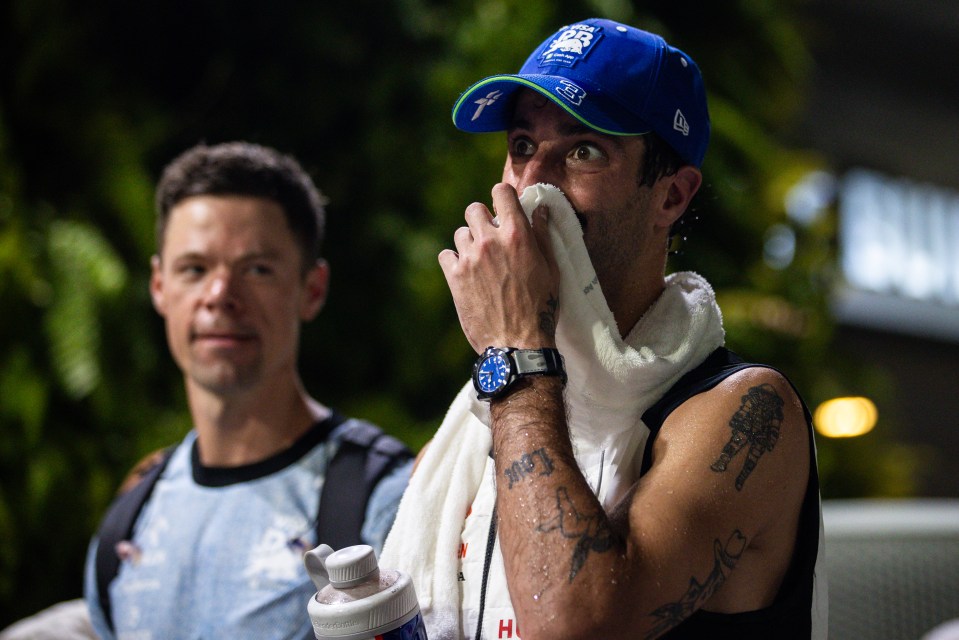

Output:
xmin=304 ymin=544 xmax=428 ymax=640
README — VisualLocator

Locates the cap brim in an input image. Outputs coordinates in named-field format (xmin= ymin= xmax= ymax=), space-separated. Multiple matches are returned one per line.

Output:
xmin=452 ymin=75 xmax=653 ymax=137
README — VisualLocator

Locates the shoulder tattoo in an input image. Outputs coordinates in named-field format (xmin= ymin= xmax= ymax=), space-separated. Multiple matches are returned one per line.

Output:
xmin=711 ymin=383 xmax=784 ymax=490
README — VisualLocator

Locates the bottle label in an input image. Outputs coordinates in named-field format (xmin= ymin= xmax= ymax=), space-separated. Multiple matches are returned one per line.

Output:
xmin=375 ymin=611 xmax=428 ymax=640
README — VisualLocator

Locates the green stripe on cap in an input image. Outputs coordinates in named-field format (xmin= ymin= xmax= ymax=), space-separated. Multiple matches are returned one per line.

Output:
xmin=453 ymin=75 xmax=648 ymax=138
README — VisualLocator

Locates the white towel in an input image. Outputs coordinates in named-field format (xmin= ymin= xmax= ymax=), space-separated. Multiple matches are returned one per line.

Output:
xmin=380 ymin=184 xmax=725 ymax=639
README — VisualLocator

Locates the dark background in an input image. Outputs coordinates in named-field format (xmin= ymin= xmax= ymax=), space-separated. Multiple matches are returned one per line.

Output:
xmin=2 ymin=0 xmax=947 ymax=625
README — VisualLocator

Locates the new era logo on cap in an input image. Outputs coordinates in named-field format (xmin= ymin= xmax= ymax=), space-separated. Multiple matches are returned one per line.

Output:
xmin=673 ymin=109 xmax=690 ymax=136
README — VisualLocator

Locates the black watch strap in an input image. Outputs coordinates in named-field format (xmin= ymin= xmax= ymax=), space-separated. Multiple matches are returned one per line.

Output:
xmin=512 ymin=348 xmax=567 ymax=383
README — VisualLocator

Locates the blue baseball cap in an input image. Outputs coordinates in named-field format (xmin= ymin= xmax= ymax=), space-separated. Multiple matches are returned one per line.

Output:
xmin=451 ymin=18 xmax=710 ymax=167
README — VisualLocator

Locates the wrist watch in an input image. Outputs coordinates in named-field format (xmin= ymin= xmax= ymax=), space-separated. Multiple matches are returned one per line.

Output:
xmin=472 ymin=347 xmax=566 ymax=401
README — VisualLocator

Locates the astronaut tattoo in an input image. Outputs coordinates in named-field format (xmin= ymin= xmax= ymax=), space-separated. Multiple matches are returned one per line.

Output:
xmin=711 ymin=383 xmax=784 ymax=490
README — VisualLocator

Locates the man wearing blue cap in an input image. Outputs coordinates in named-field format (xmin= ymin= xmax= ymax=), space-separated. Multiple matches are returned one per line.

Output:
xmin=381 ymin=18 xmax=826 ymax=639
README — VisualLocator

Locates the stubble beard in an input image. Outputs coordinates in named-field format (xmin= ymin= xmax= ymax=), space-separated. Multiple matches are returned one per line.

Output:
xmin=579 ymin=197 xmax=652 ymax=305
xmin=187 ymin=353 xmax=263 ymax=397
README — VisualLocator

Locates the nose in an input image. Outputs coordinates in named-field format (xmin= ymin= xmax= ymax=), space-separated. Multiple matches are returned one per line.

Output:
xmin=507 ymin=153 xmax=562 ymax=195
xmin=201 ymin=268 xmax=241 ymax=311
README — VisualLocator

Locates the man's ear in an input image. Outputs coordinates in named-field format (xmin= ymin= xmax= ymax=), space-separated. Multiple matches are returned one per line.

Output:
xmin=149 ymin=255 xmax=166 ymax=316
xmin=657 ymin=165 xmax=703 ymax=230
xmin=300 ymin=259 xmax=330 ymax=321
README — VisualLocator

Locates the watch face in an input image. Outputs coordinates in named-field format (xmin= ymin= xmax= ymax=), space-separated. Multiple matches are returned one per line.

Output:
xmin=475 ymin=352 xmax=511 ymax=395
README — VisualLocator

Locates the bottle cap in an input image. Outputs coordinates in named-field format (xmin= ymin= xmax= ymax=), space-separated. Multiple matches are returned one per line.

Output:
xmin=325 ymin=545 xmax=378 ymax=588
xmin=305 ymin=545 xmax=422 ymax=640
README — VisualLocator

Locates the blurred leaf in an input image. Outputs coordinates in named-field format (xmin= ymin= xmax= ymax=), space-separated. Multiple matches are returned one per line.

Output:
xmin=45 ymin=220 xmax=127 ymax=398
xmin=0 ymin=348 xmax=48 ymax=445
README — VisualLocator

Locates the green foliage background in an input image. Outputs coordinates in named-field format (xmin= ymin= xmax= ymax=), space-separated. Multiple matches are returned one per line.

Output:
xmin=0 ymin=0 xmax=920 ymax=625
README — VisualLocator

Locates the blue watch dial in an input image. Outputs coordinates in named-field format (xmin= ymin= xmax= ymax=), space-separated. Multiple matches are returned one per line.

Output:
xmin=476 ymin=352 xmax=511 ymax=394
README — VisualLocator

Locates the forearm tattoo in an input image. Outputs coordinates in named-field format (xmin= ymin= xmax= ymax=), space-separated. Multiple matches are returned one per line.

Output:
xmin=539 ymin=293 xmax=559 ymax=337
xmin=711 ymin=384 xmax=784 ymax=490
xmin=645 ymin=530 xmax=748 ymax=639
xmin=503 ymin=447 xmax=555 ymax=489
xmin=537 ymin=487 xmax=614 ymax=582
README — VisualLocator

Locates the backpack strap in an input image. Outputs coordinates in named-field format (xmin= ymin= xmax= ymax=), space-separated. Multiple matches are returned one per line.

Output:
xmin=316 ymin=419 xmax=413 ymax=550
xmin=94 ymin=446 xmax=176 ymax=632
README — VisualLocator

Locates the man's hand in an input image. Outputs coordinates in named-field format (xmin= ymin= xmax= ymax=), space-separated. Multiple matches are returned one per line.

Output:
xmin=438 ymin=183 xmax=560 ymax=352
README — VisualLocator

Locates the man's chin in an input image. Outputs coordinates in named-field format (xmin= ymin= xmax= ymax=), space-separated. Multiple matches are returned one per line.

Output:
xmin=188 ymin=364 xmax=259 ymax=396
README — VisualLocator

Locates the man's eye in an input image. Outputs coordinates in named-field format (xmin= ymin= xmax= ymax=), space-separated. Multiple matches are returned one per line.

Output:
xmin=249 ymin=264 xmax=274 ymax=276
xmin=512 ymin=138 xmax=535 ymax=157
xmin=178 ymin=264 xmax=205 ymax=277
xmin=569 ymin=144 xmax=604 ymax=162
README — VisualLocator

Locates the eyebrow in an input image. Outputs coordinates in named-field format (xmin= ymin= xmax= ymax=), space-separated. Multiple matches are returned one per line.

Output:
xmin=508 ymin=116 xmax=625 ymax=148
xmin=169 ymin=249 xmax=283 ymax=264
xmin=510 ymin=116 xmax=592 ymax=135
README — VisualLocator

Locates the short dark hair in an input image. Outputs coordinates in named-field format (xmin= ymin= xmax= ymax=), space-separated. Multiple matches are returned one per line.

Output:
xmin=155 ymin=142 xmax=327 ymax=269
xmin=637 ymin=132 xmax=693 ymax=239
xmin=637 ymin=132 xmax=684 ymax=189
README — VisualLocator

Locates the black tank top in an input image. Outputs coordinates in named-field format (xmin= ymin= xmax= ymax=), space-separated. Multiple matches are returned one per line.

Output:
xmin=639 ymin=347 xmax=821 ymax=639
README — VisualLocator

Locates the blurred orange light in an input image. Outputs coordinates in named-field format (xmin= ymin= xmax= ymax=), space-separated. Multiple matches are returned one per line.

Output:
xmin=814 ymin=396 xmax=878 ymax=438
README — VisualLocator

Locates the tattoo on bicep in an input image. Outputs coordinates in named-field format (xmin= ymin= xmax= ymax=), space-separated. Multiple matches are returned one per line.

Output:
xmin=503 ymin=447 xmax=555 ymax=489
xmin=537 ymin=487 xmax=614 ymax=582
xmin=539 ymin=294 xmax=559 ymax=337
xmin=645 ymin=530 xmax=747 ymax=639
xmin=710 ymin=384 xmax=784 ymax=490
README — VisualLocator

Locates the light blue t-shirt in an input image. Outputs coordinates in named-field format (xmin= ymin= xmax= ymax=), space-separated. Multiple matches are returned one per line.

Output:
xmin=83 ymin=415 xmax=412 ymax=640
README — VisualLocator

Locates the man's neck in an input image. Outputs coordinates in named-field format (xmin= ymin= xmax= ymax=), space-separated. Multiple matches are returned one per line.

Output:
xmin=185 ymin=378 xmax=329 ymax=467
xmin=596 ymin=234 xmax=671 ymax=340
xmin=603 ymin=258 xmax=669 ymax=340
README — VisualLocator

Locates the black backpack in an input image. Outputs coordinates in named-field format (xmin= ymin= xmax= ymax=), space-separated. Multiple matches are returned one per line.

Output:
xmin=93 ymin=418 xmax=412 ymax=632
